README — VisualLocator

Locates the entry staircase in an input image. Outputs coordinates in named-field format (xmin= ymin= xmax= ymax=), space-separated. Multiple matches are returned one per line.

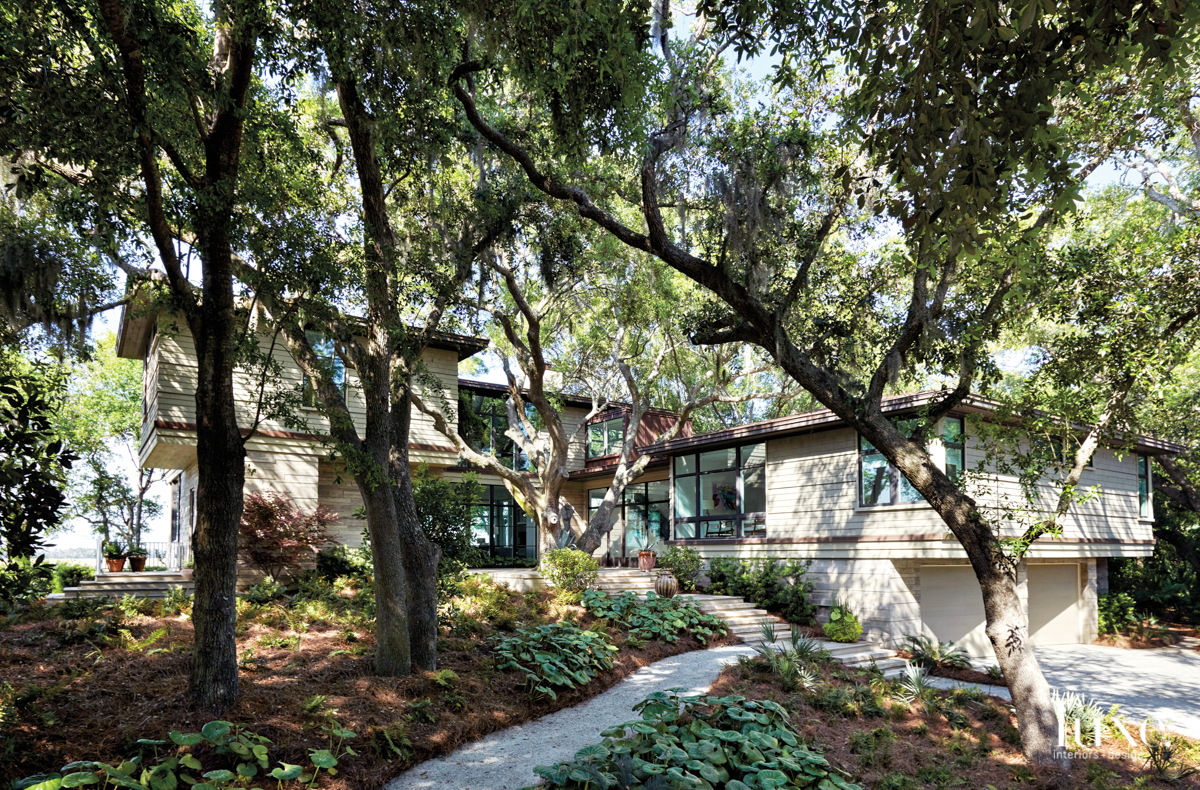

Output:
xmin=50 ymin=571 xmax=195 ymax=601
xmin=594 ymin=569 xmax=907 ymax=678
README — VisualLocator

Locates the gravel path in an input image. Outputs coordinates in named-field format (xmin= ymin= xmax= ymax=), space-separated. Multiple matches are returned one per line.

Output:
xmin=385 ymin=643 xmax=758 ymax=790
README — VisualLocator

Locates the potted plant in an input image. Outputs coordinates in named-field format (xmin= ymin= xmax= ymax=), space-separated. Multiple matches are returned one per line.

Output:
xmin=638 ymin=540 xmax=660 ymax=572
xmin=102 ymin=540 xmax=127 ymax=573
xmin=127 ymin=545 xmax=148 ymax=572
xmin=180 ymin=557 xmax=194 ymax=580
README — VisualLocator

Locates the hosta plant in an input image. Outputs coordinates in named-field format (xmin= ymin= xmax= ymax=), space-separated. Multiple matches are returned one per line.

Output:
xmin=531 ymin=689 xmax=860 ymax=790
xmin=493 ymin=623 xmax=618 ymax=700
xmin=581 ymin=590 xmax=728 ymax=645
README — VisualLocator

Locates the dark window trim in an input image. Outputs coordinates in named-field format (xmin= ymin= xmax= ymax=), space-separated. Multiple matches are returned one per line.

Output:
xmin=588 ymin=482 xmax=670 ymax=556
xmin=586 ymin=415 xmax=627 ymax=459
xmin=473 ymin=484 xmax=538 ymax=559
xmin=1137 ymin=454 xmax=1151 ymax=519
xmin=671 ymin=443 xmax=767 ymax=541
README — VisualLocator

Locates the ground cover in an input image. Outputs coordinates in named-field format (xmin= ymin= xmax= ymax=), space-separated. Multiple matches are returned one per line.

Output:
xmin=0 ymin=574 xmax=735 ymax=789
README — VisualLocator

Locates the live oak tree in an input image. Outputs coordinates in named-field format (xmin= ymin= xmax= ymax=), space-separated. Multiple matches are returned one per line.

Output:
xmin=2 ymin=0 xmax=307 ymax=710
xmin=448 ymin=0 xmax=1194 ymax=764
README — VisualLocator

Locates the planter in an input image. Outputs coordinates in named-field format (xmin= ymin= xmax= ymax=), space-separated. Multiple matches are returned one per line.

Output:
xmin=128 ymin=556 xmax=147 ymax=572
xmin=654 ymin=572 xmax=678 ymax=599
xmin=638 ymin=550 xmax=657 ymax=572
xmin=180 ymin=568 xmax=194 ymax=581
xmin=105 ymin=557 xmax=126 ymax=573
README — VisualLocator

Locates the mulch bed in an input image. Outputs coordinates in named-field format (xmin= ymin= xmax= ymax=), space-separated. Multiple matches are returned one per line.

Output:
xmin=1094 ymin=623 xmax=1199 ymax=650
xmin=0 ymin=600 xmax=735 ymax=788
xmin=929 ymin=665 xmax=1008 ymax=687
xmin=712 ymin=660 xmax=1200 ymax=790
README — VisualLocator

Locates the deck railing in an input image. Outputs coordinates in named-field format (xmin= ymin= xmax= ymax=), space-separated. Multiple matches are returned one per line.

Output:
xmin=94 ymin=538 xmax=192 ymax=572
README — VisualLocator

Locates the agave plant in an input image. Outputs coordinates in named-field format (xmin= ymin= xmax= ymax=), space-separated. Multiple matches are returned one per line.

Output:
xmin=757 ymin=619 xmax=779 ymax=645
xmin=902 ymin=634 xmax=971 ymax=670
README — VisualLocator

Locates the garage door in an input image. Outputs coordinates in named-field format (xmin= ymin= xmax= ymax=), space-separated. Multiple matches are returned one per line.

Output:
xmin=921 ymin=566 xmax=991 ymax=658
xmin=1028 ymin=564 xmax=1081 ymax=646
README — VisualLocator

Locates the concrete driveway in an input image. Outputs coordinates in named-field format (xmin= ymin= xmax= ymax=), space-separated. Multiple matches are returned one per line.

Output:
xmin=1033 ymin=644 xmax=1200 ymax=738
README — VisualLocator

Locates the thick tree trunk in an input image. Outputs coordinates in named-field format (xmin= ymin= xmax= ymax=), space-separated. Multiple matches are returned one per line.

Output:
xmin=187 ymin=224 xmax=246 ymax=713
xmin=361 ymin=481 xmax=411 ymax=675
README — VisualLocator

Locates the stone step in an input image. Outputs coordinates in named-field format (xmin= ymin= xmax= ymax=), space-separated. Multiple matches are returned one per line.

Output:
xmin=75 ymin=582 xmax=194 ymax=593
xmin=694 ymin=601 xmax=757 ymax=613
xmin=95 ymin=572 xmax=190 ymax=581
xmin=831 ymin=648 xmax=897 ymax=667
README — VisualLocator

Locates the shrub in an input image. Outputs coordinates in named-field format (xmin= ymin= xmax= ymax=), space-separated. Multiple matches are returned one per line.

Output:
xmin=493 ymin=623 xmax=617 ymax=700
xmin=244 ymin=576 xmax=288 ymax=605
xmin=316 ymin=544 xmax=371 ymax=582
xmin=707 ymin=557 xmax=816 ymax=623
xmin=533 ymin=690 xmax=861 ymax=790
xmin=52 ymin=563 xmax=94 ymax=592
xmin=657 ymin=545 xmax=703 ymax=591
xmin=160 ymin=585 xmax=193 ymax=617
xmin=902 ymin=634 xmax=971 ymax=669
xmin=1098 ymin=592 xmax=1137 ymax=634
xmin=541 ymin=548 xmax=599 ymax=599
xmin=0 ymin=557 xmax=53 ymax=612
xmin=581 ymin=589 xmax=728 ymax=645
xmin=238 ymin=491 xmax=338 ymax=581
xmin=823 ymin=600 xmax=863 ymax=642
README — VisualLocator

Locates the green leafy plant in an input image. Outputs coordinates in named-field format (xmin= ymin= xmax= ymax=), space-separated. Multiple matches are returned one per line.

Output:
xmin=239 ymin=491 xmax=337 ymax=582
xmin=540 ymin=548 xmax=599 ymax=601
xmin=101 ymin=540 xmax=126 ymax=559
xmin=532 ymin=689 xmax=861 ymax=790
xmin=51 ymin=563 xmax=93 ymax=592
xmin=1098 ymin=592 xmax=1138 ymax=635
xmin=902 ymin=634 xmax=971 ymax=670
xmin=707 ymin=557 xmax=816 ymax=623
xmin=492 ymin=622 xmax=617 ymax=700
xmin=1144 ymin=729 xmax=1197 ymax=782
xmin=245 ymin=575 xmax=288 ymax=605
xmin=657 ymin=545 xmax=703 ymax=592
xmin=823 ymin=600 xmax=863 ymax=643
xmin=126 ymin=545 xmax=148 ymax=559
xmin=158 ymin=585 xmax=192 ymax=617
xmin=581 ymin=589 xmax=728 ymax=645
xmin=117 ymin=594 xmax=154 ymax=618
xmin=985 ymin=664 xmax=1004 ymax=682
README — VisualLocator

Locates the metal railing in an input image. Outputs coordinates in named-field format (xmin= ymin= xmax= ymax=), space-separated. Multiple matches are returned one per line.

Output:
xmin=95 ymin=538 xmax=192 ymax=572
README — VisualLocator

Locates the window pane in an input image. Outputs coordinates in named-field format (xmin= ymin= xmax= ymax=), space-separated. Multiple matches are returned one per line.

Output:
xmin=1139 ymin=479 xmax=1149 ymax=518
xmin=861 ymin=452 xmax=891 ymax=505
xmin=674 ymin=455 xmax=695 ymax=475
xmin=606 ymin=418 xmax=624 ymax=453
xmin=742 ymin=518 xmax=766 ymax=538
xmin=589 ymin=487 xmax=609 ymax=510
xmin=675 ymin=520 xmax=696 ymax=540
xmin=648 ymin=501 xmax=670 ymax=541
xmin=1138 ymin=455 xmax=1147 ymax=477
xmin=624 ymin=485 xmax=647 ymax=507
xmin=701 ymin=470 xmax=739 ymax=516
xmin=740 ymin=443 xmax=766 ymax=467
xmin=946 ymin=447 xmax=964 ymax=483
xmin=700 ymin=519 xmax=736 ymax=538
xmin=493 ymin=485 xmax=512 ymax=503
xmin=674 ymin=476 xmax=697 ymax=518
xmin=625 ymin=510 xmax=648 ymax=556
xmin=700 ymin=448 xmax=737 ymax=472
xmin=860 ymin=434 xmax=877 ymax=453
xmin=943 ymin=417 xmax=964 ymax=446
xmin=588 ymin=423 xmax=604 ymax=457
xmin=895 ymin=418 xmax=922 ymax=439
xmin=494 ymin=505 xmax=513 ymax=556
xmin=743 ymin=465 xmax=766 ymax=513
xmin=647 ymin=481 xmax=670 ymax=502
xmin=471 ymin=505 xmax=491 ymax=549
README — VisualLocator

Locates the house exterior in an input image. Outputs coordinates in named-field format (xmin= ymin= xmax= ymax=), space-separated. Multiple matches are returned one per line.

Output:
xmin=118 ymin=305 xmax=1180 ymax=655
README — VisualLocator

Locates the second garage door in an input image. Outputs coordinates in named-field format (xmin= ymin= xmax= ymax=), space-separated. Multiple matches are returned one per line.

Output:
xmin=920 ymin=566 xmax=991 ymax=657
xmin=1028 ymin=564 xmax=1082 ymax=646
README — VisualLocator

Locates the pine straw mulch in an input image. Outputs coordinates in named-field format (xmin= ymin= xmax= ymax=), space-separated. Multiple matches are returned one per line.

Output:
xmin=0 ymin=599 xmax=736 ymax=788
xmin=711 ymin=658 xmax=1200 ymax=790
xmin=1094 ymin=623 xmax=1200 ymax=650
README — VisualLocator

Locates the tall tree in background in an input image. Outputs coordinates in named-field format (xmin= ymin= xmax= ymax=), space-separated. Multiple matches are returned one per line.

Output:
xmin=2 ymin=0 xmax=295 ymax=710
xmin=450 ymin=0 xmax=1192 ymax=763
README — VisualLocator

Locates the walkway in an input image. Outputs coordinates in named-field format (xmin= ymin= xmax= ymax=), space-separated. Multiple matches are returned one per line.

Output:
xmin=385 ymin=643 xmax=758 ymax=790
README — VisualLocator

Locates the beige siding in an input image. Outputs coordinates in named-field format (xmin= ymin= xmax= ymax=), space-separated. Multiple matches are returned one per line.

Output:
xmin=318 ymin=460 xmax=367 ymax=547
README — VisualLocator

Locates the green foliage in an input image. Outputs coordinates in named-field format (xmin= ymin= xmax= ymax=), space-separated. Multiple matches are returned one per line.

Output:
xmin=581 ymin=589 xmax=728 ymax=645
xmin=315 ymin=544 xmax=372 ymax=582
xmin=245 ymin=576 xmax=289 ymax=605
xmin=158 ymin=586 xmax=192 ymax=617
xmin=117 ymin=594 xmax=155 ymax=618
xmin=532 ymin=690 xmax=861 ymax=790
xmin=101 ymin=541 xmax=125 ymax=559
xmin=1098 ymin=592 xmax=1138 ymax=635
xmin=822 ymin=602 xmax=863 ymax=643
xmin=411 ymin=466 xmax=486 ymax=601
xmin=902 ymin=634 xmax=971 ymax=670
xmin=0 ymin=361 xmax=75 ymax=610
xmin=706 ymin=558 xmax=816 ymax=623
xmin=657 ymin=546 xmax=703 ymax=592
xmin=541 ymin=548 xmax=599 ymax=598
xmin=51 ymin=564 xmax=93 ymax=593
xmin=492 ymin=623 xmax=618 ymax=700
xmin=849 ymin=726 xmax=896 ymax=768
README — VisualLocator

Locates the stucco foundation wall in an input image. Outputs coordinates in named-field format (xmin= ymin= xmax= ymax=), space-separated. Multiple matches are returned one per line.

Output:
xmin=803 ymin=559 xmax=921 ymax=648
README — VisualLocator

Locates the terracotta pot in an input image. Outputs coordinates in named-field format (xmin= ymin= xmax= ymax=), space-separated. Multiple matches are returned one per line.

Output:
xmin=180 ymin=568 xmax=194 ymax=580
xmin=638 ymin=550 xmax=657 ymax=572
xmin=105 ymin=557 xmax=126 ymax=573
xmin=128 ymin=556 xmax=147 ymax=572
xmin=655 ymin=572 xmax=678 ymax=599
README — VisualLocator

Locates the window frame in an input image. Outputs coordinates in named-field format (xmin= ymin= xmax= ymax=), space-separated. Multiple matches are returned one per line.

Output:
xmin=472 ymin=484 xmax=537 ymax=559
xmin=458 ymin=392 xmax=534 ymax=471
xmin=857 ymin=416 xmax=964 ymax=509
xmin=586 ymin=415 xmax=627 ymax=459
xmin=301 ymin=332 xmax=347 ymax=408
xmin=589 ymin=482 xmax=670 ymax=557
xmin=670 ymin=443 xmax=767 ymax=541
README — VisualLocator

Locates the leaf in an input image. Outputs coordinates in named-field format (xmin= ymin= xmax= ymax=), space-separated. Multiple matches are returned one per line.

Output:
xmin=235 ymin=764 xmax=257 ymax=779
xmin=308 ymin=749 xmax=337 ymax=769
xmin=14 ymin=776 xmax=64 ymax=790
xmin=267 ymin=764 xmax=302 ymax=782
xmin=200 ymin=722 xmax=232 ymax=741
xmin=169 ymin=731 xmax=203 ymax=747
xmin=180 ymin=756 xmax=203 ymax=771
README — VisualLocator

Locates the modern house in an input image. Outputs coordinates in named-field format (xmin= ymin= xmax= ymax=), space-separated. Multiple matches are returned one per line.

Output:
xmin=116 ymin=304 xmax=1181 ymax=655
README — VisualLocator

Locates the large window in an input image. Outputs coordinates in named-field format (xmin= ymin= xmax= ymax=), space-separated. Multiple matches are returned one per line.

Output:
xmin=587 ymin=416 xmax=626 ymax=458
xmin=301 ymin=332 xmax=346 ymax=407
xmin=672 ymin=443 xmax=766 ymax=540
xmin=859 ymin=416 xmax=964 ymax=507
xmin=1137 ymin=455 xmax=1151 ymax=519
xmin=471 ymin=485 xmax=537 ymax=558
xmin=458 ymin=391 xmax=533 ymax=471
xmin=588 ymin=482 xmax=670 ymax=559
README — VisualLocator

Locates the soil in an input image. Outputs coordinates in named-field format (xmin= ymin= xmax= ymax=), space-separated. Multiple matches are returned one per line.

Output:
xmin=0 ymin=592 xmax=736 ymax=788
xmin=711 ymin=657 xmax=1200 ymax=790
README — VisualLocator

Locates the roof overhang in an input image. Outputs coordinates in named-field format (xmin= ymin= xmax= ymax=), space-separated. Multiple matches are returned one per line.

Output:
xmin=115 ymin=283 xmax=157 ymax=360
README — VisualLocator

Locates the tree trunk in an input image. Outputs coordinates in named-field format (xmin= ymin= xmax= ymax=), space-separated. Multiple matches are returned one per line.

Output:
xmin=360 ymin=481 xmax=411 ymax=675
xmin=186 ymin=221 xmax=246 ymax=713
